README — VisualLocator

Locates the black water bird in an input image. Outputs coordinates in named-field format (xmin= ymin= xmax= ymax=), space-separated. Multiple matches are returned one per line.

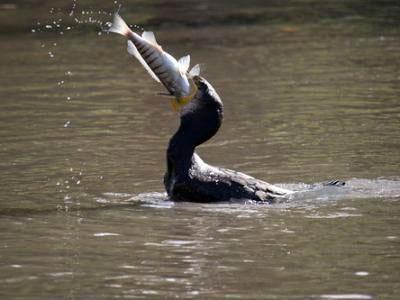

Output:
xmin=164 ymin=76 xmax=294 ymax=203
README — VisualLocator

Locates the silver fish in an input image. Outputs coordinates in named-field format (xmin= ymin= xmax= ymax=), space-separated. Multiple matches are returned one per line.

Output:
xmin=108 ymin=13 xmax=200 ymax=103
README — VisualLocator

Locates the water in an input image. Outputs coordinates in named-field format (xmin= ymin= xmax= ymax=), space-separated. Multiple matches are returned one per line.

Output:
xmin=0 ymin=1 xmax=400 ymax=299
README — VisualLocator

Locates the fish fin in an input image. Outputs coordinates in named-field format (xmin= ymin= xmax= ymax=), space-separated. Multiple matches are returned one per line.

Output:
xmin=178 ymin=55 xmax=190 ymax=74
xmin=108 ymin=13 xmax=131 ymax=37
xmin=127 ymin=40 xmax=161 ymax=83
xmin=141 ymin=31 xmax=159 ymax=46
xmin=188 ymin=64 xmax=201 ymax=77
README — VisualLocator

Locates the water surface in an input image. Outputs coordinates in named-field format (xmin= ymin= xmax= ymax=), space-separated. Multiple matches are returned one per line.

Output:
xmin=0 ymin=1 xmax=399 ymax=299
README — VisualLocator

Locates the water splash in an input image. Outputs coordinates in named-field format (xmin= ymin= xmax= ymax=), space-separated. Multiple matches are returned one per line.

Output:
xmin=69 ymin=0 xmax=77 ymax=16
xmin=98 ymin=178 xmax=400 ymax=212
xmin=285 ymin=178 xmax=400 ymax=203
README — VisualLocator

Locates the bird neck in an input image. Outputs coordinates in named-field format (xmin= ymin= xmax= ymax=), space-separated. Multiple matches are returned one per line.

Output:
xmin=165 ymin=77 xmax=223 ymax=181
xmin=166 ymin=126 xmax=197 ymax=179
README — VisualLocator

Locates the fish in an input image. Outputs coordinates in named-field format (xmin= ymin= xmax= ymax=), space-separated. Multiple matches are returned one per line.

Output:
xmin=108 ymin=13 xmax=200 ymax=105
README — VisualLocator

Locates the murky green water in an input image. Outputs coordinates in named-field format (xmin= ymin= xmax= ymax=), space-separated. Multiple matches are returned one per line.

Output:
xmin=0 ymin=1 xmax=400 ymax=299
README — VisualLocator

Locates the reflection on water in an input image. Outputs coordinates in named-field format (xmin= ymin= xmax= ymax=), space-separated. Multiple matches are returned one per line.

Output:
xmin=1 ymin=196 xmax=399 ymax=299
xmin=0 ymin=0 xmax=399 ymax=299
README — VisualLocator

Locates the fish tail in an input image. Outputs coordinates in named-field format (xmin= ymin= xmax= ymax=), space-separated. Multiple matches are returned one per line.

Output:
xmin=108 ymin=13 xmax=131 ymax=37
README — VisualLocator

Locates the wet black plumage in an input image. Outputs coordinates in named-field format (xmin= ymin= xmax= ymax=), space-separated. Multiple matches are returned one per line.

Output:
xmin=164 ymin=77 xmax=292 ymax=202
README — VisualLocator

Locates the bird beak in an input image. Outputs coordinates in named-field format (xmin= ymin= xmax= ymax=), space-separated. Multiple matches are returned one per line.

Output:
xmin=170 ymin=78 xmax=198 ymax=112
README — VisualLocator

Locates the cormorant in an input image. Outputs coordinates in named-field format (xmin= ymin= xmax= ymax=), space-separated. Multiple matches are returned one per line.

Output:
xmin=164 ymin=76 xmax=294 ymax=203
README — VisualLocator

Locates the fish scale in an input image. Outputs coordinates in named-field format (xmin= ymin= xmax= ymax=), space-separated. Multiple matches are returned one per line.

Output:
xmin=108 ymin=13 xmax=200 ymax=102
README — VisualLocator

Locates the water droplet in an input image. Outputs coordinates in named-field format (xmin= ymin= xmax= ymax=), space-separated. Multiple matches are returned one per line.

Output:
xmin=67 ymin=96 xmax=71 ymax=101
xmin=45 ymin=25 xmax=52 ymax=29
xmin=66 ymin=26 xmax=71 ymax=30
xmin=97 ymin=31 xmax=102 ymax=36
xmin=76 ymin=180 xmax=81 ymax=185
xmin=53 ymin=42 xmax=57 ymax=46
xmin=31 ymin=29 xmax=36 ymax=33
